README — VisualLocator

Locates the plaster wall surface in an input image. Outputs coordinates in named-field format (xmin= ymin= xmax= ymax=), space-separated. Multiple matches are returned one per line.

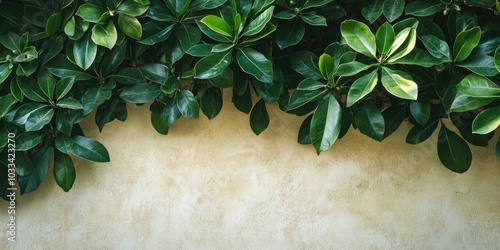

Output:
xmin=2 ymin=92 xmax=500 ymax=249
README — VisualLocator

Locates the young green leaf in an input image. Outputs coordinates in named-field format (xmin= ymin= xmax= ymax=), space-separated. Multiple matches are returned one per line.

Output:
xmin=346 ymin=70 xmax=378 ymax=107
xmin=437 ymin=123 xmax=472 ymax=173
xmin=318 ymin=53 xmax=335 ymax=80
xmin=453 ymin=27 xmax=481 ymax=62
xmin=310 ymin=95 xmax=342 ymax=154
xmin=92 ymin=21 xmax=118 ymax=49
xmin=200 ymin=15 xmax=233 ymax=37
xmin=341 ymin=20 xmax=377 ymax=59
xmin=355 ymin=104 xmax=385 ymax=141
xmin=250 ymin=98 xmax=269 ymax=135
xmin=381 ymin=67 xmax=418 ymax=100
xmin=387 ymin=27 xmax=417 ymax=62
xmin=472 ymin=106 xmax=500 ymax=134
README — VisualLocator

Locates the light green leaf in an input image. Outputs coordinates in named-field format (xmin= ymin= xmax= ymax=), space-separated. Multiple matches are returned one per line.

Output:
xmin=472 ymin=106 xmax=500 ymax=134
xmin=76 ymin=4 xmax=106 ymax=23
xmin=381 ymin=67 xmax=418 ymax=100
xmin=200 ymin=15 xmax=233 ymax=37
xmin=346 ymin=70 xmax=378 ymax=107
xmin=387 ymin=27 xmax=417 ymax=62
xmin=92 ymin=21 xmax=118 ymax=49
xmin=310 ymin=95 xmax=342 ymax=154
xmin=45 ymin=13 xmax=62 ymax=36
xmin=456 ymin=74 xmax=500 ymax=98
xmin=118 ymin=14 xmax=142 ymax=40
xmin=453 ymin=27 xmax=481 ymax=62
xmin=340 ymin=20 xmax=377 ymax=59
xmin=318 ymin=53 xmax=334 ymax=80
xmin=438 ymin=123 xmax=472 ymax=173
xmin=300 ymin=13 xmax=327 ymax=27
xmin=336 ymin=61 xmax=373 ymax=77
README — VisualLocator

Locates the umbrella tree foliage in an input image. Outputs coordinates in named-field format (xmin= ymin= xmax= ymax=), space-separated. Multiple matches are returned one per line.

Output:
xmin=1 ymin=0 xmax=499 ymax=200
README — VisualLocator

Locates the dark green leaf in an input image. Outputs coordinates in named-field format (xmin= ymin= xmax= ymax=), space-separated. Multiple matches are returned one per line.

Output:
xmin=454 ymin=27 xmax=481 ymax=62
xmin=290 ymin=51 xmax=322 ymax=80
xmin=243 ymin=6 xmax=275 ymax=36
xmin=406 ymin=119 xmax=438 ymax=144
xmin=355 ymin=104 xmax=385 ymax=141
xmin=120 ymin=84 xmax=161 ymax=103
xmin=252 ymin=66 xmax=284 ymax=103
xmin=16 ymin=132 xmax=44 ymax=151
xmin=45 ymin=55 xmax=94 ymax=80
xmin=15 ymin=152 xmax=34 ymax=177
xmin=361 ymin=0 xmax=383 ymax=23
xmin=200 ymin=87 xmax=223 ymax=120
xmin=45 ymin=13 xmax=62 ymax=36
xmin=0 ymin=63 xmax=13 ymax=85
xmin=194 ymin=51 xmax=232 ymax=79
xmin=275 ymin=18 xmax=305 ymax=49
xmin=177 ymin=24 xmax=202 ymax=52
xmin=392 ymin=48 xmax=441 ymax=67
xmin=302 ymin=0 xmax=333 ymax=10
xmin=18 ymin=138 xmax=52 ymax=194
xmin=437 ymin=123 xmax=472 ymax=173
xmin=420 ymin=35 xmax=452 ymax=62
xmin=69 ymin=135 xmax=109 ymax=162
xmin=410 ymin=100 xmax=431 ymax=126
xmin=55 ymin=77 xmax=76 ymax=101
xmin=73 ymin=31 xmax=97 ymax=70
xmin=336 ymin=61 xmax=373 ymax=77
xmin=236 ymin=47 xmax=273 ymax=83
xmin=81 ymin=86 xmax=112 ymax=115
xmin=116 ymin=0 xmax=150 ymax=17
xmin=298 ymin=114 xmax=313 ymax=145
xmin=54 ymin=150 xmax=76 ymax=192
xmin=376 ymin=22 xmax=395 ymax=56
xmin=287 ymin=89 xmax=328 ymax=111
xmin=310 ymin=95 xmax=342 ymax=154
xmin=176 ymin=90 xmax=199 ymax=118
xmin=383 ymin=0 xmax=405 ymax=23
xmin=495 ymin=46 xmax=500 ymax=73
xmin=299 ymin=13 xmax=327 ymax=27
xmin=232 ymin=85 xmax=253 ymax=114
xmin=0 ymin=94 xmax=17 ymax=118
xmin=25 ymin=107 xmax=54 ymax=132
xmin=151 ymin=104 xmax=169 ymax=135
xmin=450 ymin=92 xmax=494 ymax=113
xmin=457 ymin=55 xmax=498 ymax=76
xmin=139 ymin=63 xmax=170 ymax=83
xmin=209 ymin=67 xmax=233 ymax=88
xmin=57 ymin=98 xmax=83 ymax=109
xmin=405 ymin=0 xmax=445 ymax=17
xmin=250 ymin=98 xmax=269 ymax=135
xmin=17 ymin=76 xmax=48 ymax=103
xmin=110 ymin=67 xmax=145 ymax=84
xmin=37 ymin=68 xmax=56 ymax=100
xmin=139 ymin=21 xmax=174 ymax=45
xmin=383 ymin=105 xmax=406 ymax=139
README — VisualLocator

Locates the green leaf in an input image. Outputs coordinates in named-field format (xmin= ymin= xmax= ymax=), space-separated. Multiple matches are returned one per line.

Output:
xmin=302 ymin=0 xmax=333 ymax=10
xmin=382 ymin=105 xmax=406 ymax=139
xmin=410 ymin=100 xmax=430 ymax=126
xmin=456 ymin=74 xmax=500 ymax=98
xmin=437 ymin=123 xmax=472 ymax=173
xmin=177 ymin=24 xmax=202 ymax=52
xmin=495 ymin=46 xmax=500 ymax=73
xmin=176 ymin=90 xmax=199 ymax=119
xmin=162 ymin=98 xmax=182 ymax=126
xmin=164 ymin=0 xmax=190 ymax=16
xmin=387 ymin=27 xmax=417 ymax=62
xmin=405 ymin=1 xmax=445 ymax=17
xmin=318 ymin=53 xmax=334 ymax=80
xmin=118 ymin=14 xmax=142 ymax=40
xmin=340 ymin=20 xmax=377 ymax=59
xmin=16 ymin=132 xmax=44 ymax=151
xmin=45 ymin=55 xmax=94 ymax=80
xmin=336 ymin=62 xmax=373 ymax=77
xmin=116 ymin=0 xmax=150 ymax=17
xmin=472 ymin=106 xmax=500 ymax=134
xmin=15 ymin=152 xmax=34 ymax=177
xmin=37 ymin=68 xmax=56 ymax=100
xmin=287 ymin=89 xmax=328 ymax=111
xmin=110 ymin=67 xmax=145 ymax=84
xmin=291 ymin=51 xmax=322 ymax=80
xmin=376 ymin=22 xmax=395 ymax=56
xmin=253 ymin=66 xmax=284 ymax=103
xmin=45 ymin=13 xmax=62 ymax=36
xmin=120 ymin=84 xmax=161 ymax=103
xmin=0 ymin=32 xmax=20 ymax=52
xmin=355 ymin=104 xmax=385 ymax=141
xmin=346 ymin=70 xmax=378 ymax=107
xmin=187 ymin=44 xmax=216 ymax=57
xmin=139 ymin=21 xmax=174 ymax=45
xmin=0 ymin=63 xmax=13 ymax=85
xmin=55 ymin=77 xmax=76 ymax=101
xmin=420 ymin=35 xmax=452 ymax=62
xmin=381 ymin=67 xmax=418 ymax=100
xmin=81 ymin=86 xmax=112 ymax=115
xmin=18 ymin=138 xmax=52 ymax=194
xmin=200 ymin=88 xmax=223 ymax=120
xmin=139 ymin=63 xmax=170 ymax=83
xmin=298 ymin=114 xmax=313 ymax=144
xmin=76 ymin=4 xmax=106 ymax=23
xmin=53 ymin=151 xmax=76 ymax=192
xmin=457 ymin=55 xmax=498 ymax=76
xmin=392 ymin=48 xmax=441 ymax=67
xmin=310 ymin=95 xmax=342 ymax=154
xmin=196 ymin=20 xmax=232 ymax=43
xmin=296 ymin=78 xmax=327 ymax=91
xmin=406 ymin=118 xmax=439 ymax=144
xmin=449 ymin=92 xmax=494 ymax=113
xmin=209 ymin=67 xmax=233 ymax=88
xmin=242 ymin=6 xmax=274 ymax=36
xmin=25 ymin=107 xmax=54 ymax=132
xmin=151 ymin=105 xmax=169 ymax=135
xmin=68 ymin=135 xmax=110 ymax=162
xmin=383 ymin=0 xmax=405 ymax=22
xmin=0 ymin=94 xmax=17 ymax=118
xmin=17 ymin=76 xmax=48 ymax=103
xmin=200 ymin=15 xmax=233 ymax=37
xmin=55 ymin=133 xmax=74 ymax=154
xmin=236 ymin=47 xmax=273 ymax=83
xmin=194 ymin=51 xmax=232 ymax=79
xmin=92 ymin=21 xmax=118 ymax=49
xmin=73 ymin=31 xmax=97 ymax=70
xmin=454 ymin=27 xmax=481 ymax=62
xmin=57 ymin=98 xmax=83 ymax=109
xmin=361 ymin=0 xmax=383 ymax=23
xmin=249 ymin=99 xmax=269 ymax=135
xmin=12 ymin=103 xmax=48 ymax=125
xmin=299 ymin=13 xmax=327 ymax=27
xmin=275 ymin=18 xmax=305 ymax=49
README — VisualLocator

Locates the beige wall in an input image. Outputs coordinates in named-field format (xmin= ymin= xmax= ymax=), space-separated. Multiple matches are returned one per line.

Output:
xmin=2 ymin=91 xmax=500 ymax=249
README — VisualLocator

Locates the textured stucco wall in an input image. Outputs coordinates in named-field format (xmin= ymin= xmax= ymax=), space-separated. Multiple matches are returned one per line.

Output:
xmin=2 ymin=91 xmax=500 ymax=249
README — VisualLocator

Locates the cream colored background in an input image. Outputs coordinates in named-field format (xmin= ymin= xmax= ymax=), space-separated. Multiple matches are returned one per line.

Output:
xmin=2 ymin=91 xmax=500 ymax=249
